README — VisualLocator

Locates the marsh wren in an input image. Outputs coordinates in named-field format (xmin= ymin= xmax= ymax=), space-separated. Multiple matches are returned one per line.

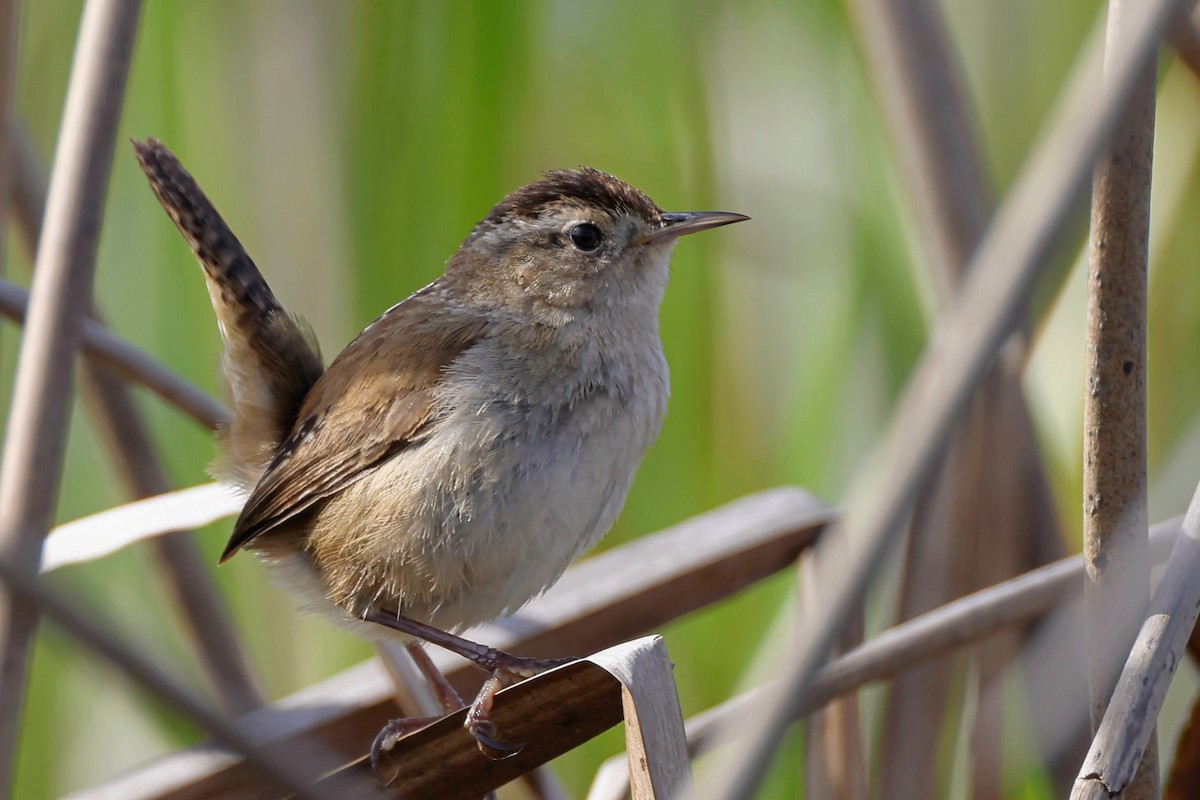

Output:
xmin=133 ymin=139 xmax=746 ymax=769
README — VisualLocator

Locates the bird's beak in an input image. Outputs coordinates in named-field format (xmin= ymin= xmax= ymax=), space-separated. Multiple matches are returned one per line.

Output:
xmin=637 ymin=210 xmax=750 ymax=245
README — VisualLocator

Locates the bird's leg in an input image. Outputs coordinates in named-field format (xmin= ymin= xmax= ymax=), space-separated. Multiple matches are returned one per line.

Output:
xmin=404 ymin=640 xmax=465 ymax=714
xmin=365 ymin=608 xmax=572 ymax=675
xmin=370 ymin=642 xmax=475 ymax=786
xmin=365 ymin=609 xmax=573 ymax=757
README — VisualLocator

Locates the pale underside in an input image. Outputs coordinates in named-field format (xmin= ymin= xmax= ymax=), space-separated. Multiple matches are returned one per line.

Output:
xmin=254 ymin=328 xmax=669 ymax=640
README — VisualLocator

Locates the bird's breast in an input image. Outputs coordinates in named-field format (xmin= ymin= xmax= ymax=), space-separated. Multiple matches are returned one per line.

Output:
xmin=431 ymin=331 xmax=670 ymax=558
xmin=304 ymin=331 xmax=669 ymax=632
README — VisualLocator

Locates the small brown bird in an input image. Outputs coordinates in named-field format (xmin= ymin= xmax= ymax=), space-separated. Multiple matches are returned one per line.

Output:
xmin=133 ymin=139 xmax=746 ymax=770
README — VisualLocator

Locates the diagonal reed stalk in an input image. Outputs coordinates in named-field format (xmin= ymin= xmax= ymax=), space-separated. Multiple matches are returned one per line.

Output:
xmin=706 ymin=2 xmax=1183 ymax=796
xmin=1073 ymin=483 xmax=1200 ymax=798
xmin=0 ymin=554 xmax=334 ymax=800
xmin=0 ymin=0 xmax=143 ymax=791
xmin=7 ymin=121 xmax=260 ymax=718
xmin=0 ymin=275 xmax=228 ymax=429
xmin=587 ymin=517 xmax=1180 ymax=800
xmin=844 ymin=0 xmax=1063 ymax=794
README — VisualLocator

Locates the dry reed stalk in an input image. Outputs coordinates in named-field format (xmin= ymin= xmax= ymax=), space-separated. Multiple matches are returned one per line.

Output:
xmin=844 ymin=1 xmax=1065 ymax=793
xmin=0 ymin=0 xmax=19 ymax=295
xmin=1081 ymin=0 xmax=1159 ymax=796
xmin=590 ymin=517 xmax=1182 ymax=800
xmin=0 ymin=0 xmax=142 ymax=790
xmin=706 ymin=2 xmax=1181 ymax=796
xmin=844 ymin=3 xmax=989 ymax=789
xmin=800 ymin=554 xmax=866 ymax=800
xmin=0 ymin=553 xmax=334 ymax=800
xmin=6 ymin=122 xmax=261 ymax=716
xmin=0 ymin=277 xmax=228 ymax=429
xmin=1072 ymin=484 xmax=1200 ymax=798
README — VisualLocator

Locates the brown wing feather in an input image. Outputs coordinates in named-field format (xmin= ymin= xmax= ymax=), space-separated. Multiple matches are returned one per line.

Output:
xmin=220 ymin=288 xmax=487 ymax=562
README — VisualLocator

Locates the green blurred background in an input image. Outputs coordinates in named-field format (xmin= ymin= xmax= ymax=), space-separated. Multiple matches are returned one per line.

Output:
xmin=4 ymin=1 xmax=1200 ymax=797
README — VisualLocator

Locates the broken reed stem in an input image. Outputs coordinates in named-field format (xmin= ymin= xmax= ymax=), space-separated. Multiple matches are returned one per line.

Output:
xmin=0 ymin=0 xmax=142 ymax=792
xmin=1081 ymin=0 xmax=1159 ymax=796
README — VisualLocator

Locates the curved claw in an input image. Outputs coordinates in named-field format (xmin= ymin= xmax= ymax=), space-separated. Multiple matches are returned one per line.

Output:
xmin=370 ymin=732 xmax=400 ymax=786
xmin=370 ymin=716 xmax=439 ymax=784
xmin=468 ymin=718 xmax=525 ymax=760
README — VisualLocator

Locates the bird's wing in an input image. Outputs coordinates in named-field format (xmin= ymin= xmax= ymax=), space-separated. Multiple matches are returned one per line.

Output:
xmin=220 ymin=289 xmax=487 ymax=562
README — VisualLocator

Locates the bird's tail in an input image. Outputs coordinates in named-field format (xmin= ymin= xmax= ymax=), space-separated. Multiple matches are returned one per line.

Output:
xmin=132 ymin=138 xmax=324 ymax=488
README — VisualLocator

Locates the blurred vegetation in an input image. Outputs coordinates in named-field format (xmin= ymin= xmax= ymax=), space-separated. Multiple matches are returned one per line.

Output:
xmin=3 ymin=1 xmax=1200 ymax=797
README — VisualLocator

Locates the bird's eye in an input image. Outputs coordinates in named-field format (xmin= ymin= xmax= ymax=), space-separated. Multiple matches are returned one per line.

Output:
xmin=569 ymin=222 xmax=603 ymax=252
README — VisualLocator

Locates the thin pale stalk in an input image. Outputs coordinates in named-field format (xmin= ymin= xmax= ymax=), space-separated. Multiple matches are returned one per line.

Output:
xmin=0 ymin=0 xmax=142 ymax=792
xmin=0 ymin=278 xmax=228 ymax=429
xmin=706 ymin=3 xmax=1181 ymax=796
xmin=7 ymin=120 xmax=260 ymax=717
xmin=846 ymin=1 xmax=1061 ymax=794
xmin=591 ymin=518 xmax=1182 ymax=800
xmin=0 ymin=0 xmax=20 ymax=294
xmin=0 ymin=555 xmax=333 ymax=800
xmin=80 ymin=370 xmax=263 ymax=715
xmin=845 ymin=1 xmax=977 ymax=786
xmin=6 ymin=124 xmax=228 ymax=430
xmin=1082 ymin=0 xmax=1159 ymax=796
xmin=1072 ymin=486 xmax=1200 ymax=798
xmin=844 ymin=0 xmax=990 ymax=297
xmin=800 ymin=555 xmax=866 ymax=800
xmin=878 ymin=414 xmax=972 ymax=800
xmin=963 ymin=377 xmax=1049 ymax=799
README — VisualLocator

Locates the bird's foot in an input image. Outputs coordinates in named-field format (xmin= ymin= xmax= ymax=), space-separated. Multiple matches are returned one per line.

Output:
xmin=464 ymin=655 xmax=574 ymax=759
xmin=370 ymin=715 xmax=441 ymax=785
xmin=463 ymin=671 xmax=520 ymax=759
xmin=364 ymin=610 xmax=576 ymax=759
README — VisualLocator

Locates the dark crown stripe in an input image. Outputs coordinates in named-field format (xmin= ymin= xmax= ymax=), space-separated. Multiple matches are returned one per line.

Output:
xmin=488 ymin=167 xmax=661 ymax=222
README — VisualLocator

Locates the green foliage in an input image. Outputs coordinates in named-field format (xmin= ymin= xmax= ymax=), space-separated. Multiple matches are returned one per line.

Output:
xmin=7 ymin=1 xmax=1200 ymax=797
